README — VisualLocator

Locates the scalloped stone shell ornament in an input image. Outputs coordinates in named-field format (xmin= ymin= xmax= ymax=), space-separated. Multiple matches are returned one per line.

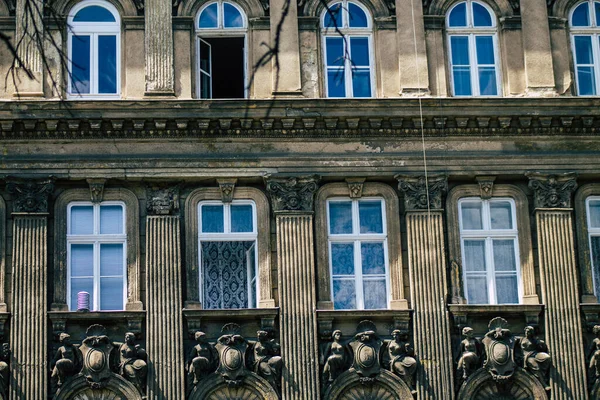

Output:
xmin=71 ymin=388 xmax=124 ymax=400
xmin=205 ymin=385 xmax=263 ymax=400
xmin=336 ymin=384 xmax=398 ymax=400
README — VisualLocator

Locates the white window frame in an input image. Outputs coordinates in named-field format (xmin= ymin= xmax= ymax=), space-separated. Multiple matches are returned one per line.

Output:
xmin=570 ymin=0 xmax=600 ymax=96
xmin=197 ymin=200 xmax=258 ymax=308
xmin=195 ymin=1 xmax=248 ymax=99
xmin=66 ymin=201 xmax=127 ymax=311
xmin=587 ymin=196 xmax=600 ymax=296
xmin=458 ymin=197 xmax=522 ymax=304
xmin=326 ymin=197 xmax=390 ymax=309
xmin=321 ymin=0 xmax=375 ymax=98
xmin=67 ymin=0 xmax=121 ymax=100
xmin=446 ymin=0 xmax=501 ymax=97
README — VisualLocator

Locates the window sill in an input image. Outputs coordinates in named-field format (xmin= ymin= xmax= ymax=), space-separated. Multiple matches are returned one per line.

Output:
xmin=48 ymin=310 xmax=145 ymax=336
xmin=182 ymin=307 xmax=279 ymax=337
xmin=448 ymin=304 xmax=544 ymax=331
xmin=316 ymin=309 xmax=412 ymax=338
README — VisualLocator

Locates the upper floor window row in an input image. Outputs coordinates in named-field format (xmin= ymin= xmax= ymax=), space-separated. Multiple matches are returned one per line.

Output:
xmin=570 ymin=1 xmax=600 ymax=95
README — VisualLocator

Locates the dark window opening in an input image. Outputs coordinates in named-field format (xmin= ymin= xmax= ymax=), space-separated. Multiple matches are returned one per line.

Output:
xmin=200 ymin=37 xmax=245 ymax=99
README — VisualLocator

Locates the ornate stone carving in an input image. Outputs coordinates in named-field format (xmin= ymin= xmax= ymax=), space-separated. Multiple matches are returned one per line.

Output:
xmin=6 ymin=178 xmax=54 ymax=213
xmin=146 ymin=184 xmax=180 ymax=215
xmin=589 ymin=325 xmax=600 ymax=396
xmin=265 ymin=176 xmax=319 ymax=212
xmin=396 ymin=174 xmax=448 ymax=210
xmin=187 ymin=331 xmax=218 ymax=386
xmin=51 ymin=333 xmax=82 ymax=391
xmin=516 ymin=326 xmax=551 ymax=391
xmin=476 ymin=176 xmax=495 ymax=200
xmin=79 ymin=325 xmax=118 ymax=389
xmin=384 ymin=330 xmax=417 ymax=393
xmin=321 ymin=330 xmax=349 ymax=388
xmin=217 ymin=178 xmax=237 ymax=203
xmin=456 ymin=327 xmax=483 ymax=389
xmin=526 ymin=172 xmax=578 ymax=209
xmin=0 ymin=343 xmax=9 ymax=397
xmin=117 ymin=332 xmax=148 ymax=395
xmin=215 ymin=323 xmax=249 ymax=384
xmin=348 ymin=321 xmax=383 ymax=382
xmin=86 ymin=179 xmax=106 ymax=203
xmin=345 ymin=178 xmax=365 ymax=199
xmin=251 ymin=330 xmax=282 ymax=394
xmin=482 ymin=318 xmax=516 ymax=382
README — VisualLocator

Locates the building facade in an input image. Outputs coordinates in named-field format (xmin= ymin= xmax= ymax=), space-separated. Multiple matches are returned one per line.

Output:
xmin=0 ymin=0 xmax=600 ymax=399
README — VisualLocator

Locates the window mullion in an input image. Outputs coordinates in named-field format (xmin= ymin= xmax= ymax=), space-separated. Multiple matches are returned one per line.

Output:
xmin=345 ymin=36 xmax=353 ymax=97
xmin=354 ymin=239 xmax=364 ymax=309
xmin=486 ymin=236 xmax=496 ymax=304
xmin=470 ymin=34 xmax=479 ymax=95
xmin=94 ymin=241 xmax=100 ymax=311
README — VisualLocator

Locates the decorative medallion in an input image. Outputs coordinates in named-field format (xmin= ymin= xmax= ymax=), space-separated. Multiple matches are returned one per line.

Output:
xmin=79 ymin=325 xmax=115 ymax=389
xmin=396 ymin=174 xmax=447 ymax=210
xmin=146 ymin=184 xmax=181 ymax=215
xmin=348 ymin=321 xmax=383 ymax=379
xmin=481 ymin=318 xmax=516 ymax=382
xmin=6 ymin=178 xmax=54 ymax=213
xmin=215 ymin=323 xmax=248 ymax=384
xmin=526 ymin=172 xmax=577 ymax=209
xmin=265 ymin=176 xmax=319 ymax=212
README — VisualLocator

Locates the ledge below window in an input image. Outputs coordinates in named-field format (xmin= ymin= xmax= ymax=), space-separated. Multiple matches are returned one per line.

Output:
xmin=448 ymin=304 xmax=544 ymax=331
xmin=182 ymin=308 xmax=279 ymax=337
xmin=316 ymin=309 xmax=412 ymax=338
xmin=581 ymin=303 xmax=600 ymax=331
xmin=47 ymin=311 xmax=146 ymax=336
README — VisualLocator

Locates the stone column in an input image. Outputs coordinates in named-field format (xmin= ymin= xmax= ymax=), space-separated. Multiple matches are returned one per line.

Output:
xmin=527 ymin=173 xmax=588 ymax=400
xmin=14 ymin=0 xmax=44 ymax=96
xmin=6 ymin=179 xmax=54 ymax=399
xmin=145 ymin=0 xmax=175 ymax=95
xmin=397 ymin=175 xmax=454 ymax=399
xmin=266 ymin=176 xmax=320 ymax=400
xmin=396 ymin=0 xmax=429 ymax=95
xmin=270 ymin=0 xmax=303 ymax=96
xmin=145 ymin=186 xmax=185 ymax=399
xmin=519 ymin=0 xmax=556 ymax=96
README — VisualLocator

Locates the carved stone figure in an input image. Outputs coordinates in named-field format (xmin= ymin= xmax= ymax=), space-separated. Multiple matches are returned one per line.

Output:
xmin=456 ymin=327 xmax=482 ymax=385
xmin=51 ymin=333 xmax=82 ymax=389
xmin=118 ymin=332 xmax=148 ymax=395
xmin=385 ymin=330 xmax=417 ymax=393
xmin=589 ymin=325 xmax=600 ymax=393
xmin=0 ymin=343 xmax=9 ymax=395
xmin=252 ymin=330 xmax=282 ymax=392
xmin=517 ymin=326 xmax=551 ymax=391
xmin=187 ymin=331 xmax=218 ymax=385
xmin=214 ymin=323 xmax=248 ymax=384
xmin=481 ymin=317 xmax=516 ymax=382
xmin=321 ymin=330 xmax=348 ymax=386
xmin=348 ymin=321 xmax=383 ymax=381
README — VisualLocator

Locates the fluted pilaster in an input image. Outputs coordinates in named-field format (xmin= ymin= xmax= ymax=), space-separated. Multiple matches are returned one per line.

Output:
xmin=145 ymin=0 xmax=174 ymax=94
xmin=14 ymin=0 xmax=43 ymax=95
xmin=146 ymin=213 xmax=184 ymax=398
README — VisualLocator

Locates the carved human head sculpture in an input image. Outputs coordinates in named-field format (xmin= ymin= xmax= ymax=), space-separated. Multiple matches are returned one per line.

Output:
xmin=524 ymin=326 xmax=535 ymax=338
xmin=462 ymin=327 xmax=474 ymax=338
xmin=332 ymin=330 xmax=342 ymax=341
xmin=392 ymin=329 xmax=409 ymax=342
xmin=125 ymin=332 xmax=135 ymax=345
xmin=59 ymin=333 xmax=71 ymax=345
xmin=594 ymin=325 xmax=600 ymax=338
xmin=257 ymin=330 xmax=269 ymax=342
xmin=195 ymin=331 xmax=208 ymax=344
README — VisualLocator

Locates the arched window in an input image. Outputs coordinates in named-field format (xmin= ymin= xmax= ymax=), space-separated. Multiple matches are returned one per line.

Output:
xmin=321 ymin=0 xmax=374 ymax=98
xmin=196 ymin=1 xmax=247 ymax=99
xmin=446 ymin=0 xmax=500 ymax=96
xmin=570 ymin=0 xmax=600 ymax=95
xmin=67 ymin=1 xmax=120 ymax=98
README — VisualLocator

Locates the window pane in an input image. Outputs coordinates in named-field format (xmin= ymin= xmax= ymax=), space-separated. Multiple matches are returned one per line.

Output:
xmin=199 ymin=3 xmax=218 ymax=28
xmin=589 ymin=200 xmax=600 ymax=227
xmin=348 ymin=3 xmax=368 ymax=27
xmin=461 ymin=202 xmax=483 ymax=230
xmin=463 ymin=240 xmax=486 ymax=271
xmin=350 ymin=37 xmax=369 ymax=66
xmin=449 ymin=2 xmax=467 ymax=27
xmin=592 ymin=236 xmax=600 ymax=296
xmin=327 ymin=69 xmax=346 ymax=97
xmin=231 ymin=204 xmax=253 ymax=232
xmin=333 ymin=279 xmax=356 ymax=309
xmin=492 ymin=240 xmax=517 ymax=271
xmin=248 ymin=244 xmax=257 ymax=308
xmin=98 ymin=35 xmax=117 ymax=94
xmin=575 ymin=36 xmax=594 ymax=64
xmin=475 ymin=36 xmax=495 ymax=64
xmin=478 ymin=67 xmax=498 ymax=95
xmin=74 ymin=5 xmax=116 ymax=22
xmin=70 ymin=205 xmax=93 ymax=235
xmin=72 ymin=35 xmax=91 ymax=94
xmin=466 ymin=276 xmax=488 ymax=303
xmin=352 ymin=70 xmax=371 ymax=97
xmin=596 ymin=2 xmax=600 ymax=25
xmin=495 ymin=275 xmax=519 ymax=304
xmin=70 ymin=278 xmax=93 ymax=311
xmin=490 ymin=201 xmax=513 ymax=229
xmin=71 ymin=244 xmax=94 ymax=276
xmin=100 ymin=277 xmax=124 ymax=310
xmin=361 ymin=242 xmax=385 ymax=275
xmin=100 ymin=243 xmax=123 ymax=276
xmin=223 ymin=3 xmax=243 ymax=27
xmin=359 ymin=200 xmax=383 ymax=233
xmin=326 ymin=37 xmax=344 ymax=67
xmin=100 ymin=205 xmax=123 ymax=234
xmin=201 ymin=205 xmax=224 ymax=232
xmin=572 ymin=2 xmax=590 ymax=26
xmin=363 ymin=279 xmax=387 ymax=309
xmin=577 ymin=66 xmax=597 ymax=95
xmin=331 ymin=243 xmax=355 ymax=275
xmin=329 ymin=201 xmax=353 ymax=234
xmin=472 ymin=2 xmax=492 ymax=27
xmin=324 ymin=3 xmax=342 ymax=28
xmin=453 ymin=67 xmax=472 ymax=95
xmin=451 ymin=36 xmax=470 ymax=65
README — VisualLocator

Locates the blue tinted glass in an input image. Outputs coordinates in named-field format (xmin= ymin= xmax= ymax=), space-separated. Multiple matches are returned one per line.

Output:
xmin=74 ymin=5 xmax=116 ymax=22
xmin=363 ymin=279 xmax=386 ymax=309
xmin=451 ymin=36 xmax=470 ymax=65
xmin=333 ymin=279 xmax=356 ymax=309
xmin=590 ymin=200 xmax=600 ymax=227
xmin=453 ymin=66 xmax=472 ymax=95
xmin=202 ymin=205 xmax=224 ymax=232
xmin=348 ymin=3 xmax=368 ymax=27
xmin=577 ymin=66 xmax=597 ymax=95
xmin=466 ymin=276 xmax=488 ymax=303
xmin=472 ymin=2 xmax=492 ymax=26
xmin=476 ymin=36 xmax=494 ymax=64
xmin=231 ymin=204 xmax=253 ymax=232
xmin=70 ymin=205 xmax=93 ymax=235
xmin=324 ymin=3 xmax=342 ymax=28
xmin=359 ymin=201 xmax=383 ymax=233
xmin=224 ymin=3 xmax=243 ymax=27
xmin=495 ymin=276 xmax=518 ymax=304
xmin=327 ymin=69 xmax=346 ymax=97
xmin=100 ymin=204 xmax=123 ymax=234
xmin=199 ymin=3 xmax=218 ymax=28
xmin=572 ymin=2 xmax=590 ymax=26
xmin=575 ymin=36 xmax=594 ymax=64
xmin=72 ymin=35 xmax=91 ymax=94
xmin=350 ymin=37 xmax=369 ymax=66
xmin=331 ymin=243 xmax=355 ymax=275
xmin=479 ymin=67 xmax=498 ymax=95
xmin=70 ymin=278 xmax=93 ymax=311
xmin=361 ymin=242 xmax=385 ymax=274
xmin=100 ymin=243 xmax=123 ymax=276
xmin=596 ymin=2 xmax=600 ymax=25
xmin=326 ymin=37 xmax=344 ymax=66
xmin=352 ymin=70 xmax=371 ymax=97
xmin=98 ymin=35 xmax=117 ymax=94
xmin=329 ymin=201 xmax=353 ymax=234
xmin=100 ymin=277 xmax=124 ymax=310
xmin=449 ymin=2 xmax=467 ymax=27
xmin=71 ymin=244 xmax=94 ymax=277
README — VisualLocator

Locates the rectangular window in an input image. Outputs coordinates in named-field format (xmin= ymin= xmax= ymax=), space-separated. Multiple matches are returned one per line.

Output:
xmin=199 ymin=201 xmax=257 ymax=309
xmin=68 ymin=202 xmax=126 ymax=311
xmin=459 ymin=198 xmax=520 ymax=304
xmin=587 ymin=197 xmax=600 ymax=295
xmin=327 ymin=198 xmax=388 ymax=309
xmin=197 ymin=37 xmax=245 ymax=99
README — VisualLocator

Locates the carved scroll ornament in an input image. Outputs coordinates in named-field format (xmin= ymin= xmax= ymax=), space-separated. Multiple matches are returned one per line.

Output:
xmin=526 ymin=172 xmax=577 ymax=209
xmin=265 ymin=176 xmax=319 ymax=212
xmin=6 ymin=178 xmax=54 ymax=213
xmin=397 ymin=175 xmax=448 ymax=210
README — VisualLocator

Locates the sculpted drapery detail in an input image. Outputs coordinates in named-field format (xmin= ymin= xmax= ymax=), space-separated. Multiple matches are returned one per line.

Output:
xmin=397 ymin=174 xmax=448 ymax=210
xmin=526 ymin=172 xmax=578 ymax=209
xmin=6 ymin=178 xmax=54 ymax=213
xmin=265 ymin=176 xmax=319 ymax=212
